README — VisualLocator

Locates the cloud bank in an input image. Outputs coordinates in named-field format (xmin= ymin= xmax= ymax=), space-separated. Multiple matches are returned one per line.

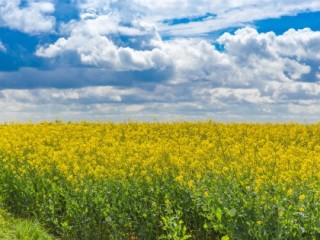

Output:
xmin=0 ymin=0 xmax=320 ymax=122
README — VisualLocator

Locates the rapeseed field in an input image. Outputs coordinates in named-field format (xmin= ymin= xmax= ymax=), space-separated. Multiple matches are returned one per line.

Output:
xmin=0 ymin=121 xmax=319 ymax=239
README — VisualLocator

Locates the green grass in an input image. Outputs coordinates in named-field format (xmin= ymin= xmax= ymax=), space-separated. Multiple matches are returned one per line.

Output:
xmin=0 ymin=208 xmax=55 ymax=240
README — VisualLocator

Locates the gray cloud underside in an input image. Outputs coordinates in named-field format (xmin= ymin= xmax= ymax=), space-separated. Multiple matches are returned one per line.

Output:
xmin=0 ymin=67 xmax=173 ymax=89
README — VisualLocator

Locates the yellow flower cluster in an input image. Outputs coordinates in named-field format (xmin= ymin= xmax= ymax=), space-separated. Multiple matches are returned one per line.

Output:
xmin=0 ymin=121 xmax=319 ymax=191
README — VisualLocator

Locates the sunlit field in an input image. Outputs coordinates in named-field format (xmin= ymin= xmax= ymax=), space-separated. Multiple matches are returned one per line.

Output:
xmin=0 ymin=121 xmax=319 ymax=239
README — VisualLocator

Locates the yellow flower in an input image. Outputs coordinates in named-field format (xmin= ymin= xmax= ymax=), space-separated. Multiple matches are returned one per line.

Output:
xmin=299 ymin=194 xmax=306 ymax=201
xmin=187 ymin=180 xmax=195 ymax=188
xmin=279 ymin=211 xmax=284 ymax=217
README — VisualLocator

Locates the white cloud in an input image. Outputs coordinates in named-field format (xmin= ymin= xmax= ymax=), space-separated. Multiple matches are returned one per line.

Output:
xmin=35 ymin=26 xmax=320 ymax=103
xmin=0 ymin=41 xmax=6 ymax=52
xmin=0 ymin=0 xmax=319 ymax=37
xmin=0 ymin=0 xmax=55 ymax=34
xmin=160 ymin=39 xmax=234 ymax=84
xmin=138 ymin=0 xmax=320 ymax=36
xmin=275 ymin=28 xmax=320 ymax=61
xmin=55 ymin=2 xmax=320 ymax=87
xmin=69 ymin=0 xmax=320 ymax=36
xmin=34 ymin=1 xmax=320 ymax=83
xmin=216 ymin=27 xmax=312 ymax=82
xmin=36 ymin=12 xmax=171 ymax=71
xmin=265 ymin=82 xmax=320 ymax=100
xmin=0 ymin=86 xmax=139 ymax=104
xmin=288 ymin=103 xmax=320 ymax=115
xmin=195 ymin=88 xmax=274 ymax=104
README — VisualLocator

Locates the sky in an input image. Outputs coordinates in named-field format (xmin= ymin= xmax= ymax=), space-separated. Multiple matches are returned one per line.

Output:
xmin=1 ymin=1 xmax=320 ymax=122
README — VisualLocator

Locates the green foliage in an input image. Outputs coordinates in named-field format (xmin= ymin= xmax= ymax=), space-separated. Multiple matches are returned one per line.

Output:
xmin=160 ymin=213 xmax=191 ymax=240
xmin=0 ymin=208 xmax=54 ymax=240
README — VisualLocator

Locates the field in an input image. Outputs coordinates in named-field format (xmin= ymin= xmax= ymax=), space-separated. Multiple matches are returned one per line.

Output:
xmin=0 ymin=121 xmax=320 ymax=239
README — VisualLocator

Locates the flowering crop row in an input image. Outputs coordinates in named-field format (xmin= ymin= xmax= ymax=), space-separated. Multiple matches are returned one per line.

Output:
xmin=0 ymin=121 xmax=319 ymax=239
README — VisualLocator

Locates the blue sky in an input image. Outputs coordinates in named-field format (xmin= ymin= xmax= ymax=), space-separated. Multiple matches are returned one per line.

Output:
xmin=1 ymin=0 xmax=320 ymax=122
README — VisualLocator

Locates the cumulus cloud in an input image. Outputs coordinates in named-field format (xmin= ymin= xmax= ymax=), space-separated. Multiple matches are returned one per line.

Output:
xmin=36 ymin=25 xmax=319 ymax=85
xmin=32 ymin=26 xmax=320 ymax=122
xmin=0 ymin=86 xmax=140 ymax=104
xmin=194 ymin=88 xmax=274 ymax=104
xmin=275 ymin=28 xmax=320 ymax=61
xmin=0 ymin=0 xmax=55 ymax=34
xmin=265 ymin=82 xmax=320 ymax=101
xmin=216 ymin=28 xmax=313 ymax=82
xmin=165 ymin=27 xmax=320 ymax=119
xmin=36 ymin=11 xmax=171 ymax=71
xmin=288 ymin=102 xmax=320 ymax=115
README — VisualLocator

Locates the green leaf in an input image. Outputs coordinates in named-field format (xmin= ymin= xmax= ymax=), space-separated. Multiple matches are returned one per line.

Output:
xmin=216 ymin=208 xmax=222 ymax=222
xmin=229 ymin=208 xmax=236 ymax=217
xmin=105 ymin=217 xmax=112 ymax=223
xmin=203 ymin=223 xmax=208 ymax=229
